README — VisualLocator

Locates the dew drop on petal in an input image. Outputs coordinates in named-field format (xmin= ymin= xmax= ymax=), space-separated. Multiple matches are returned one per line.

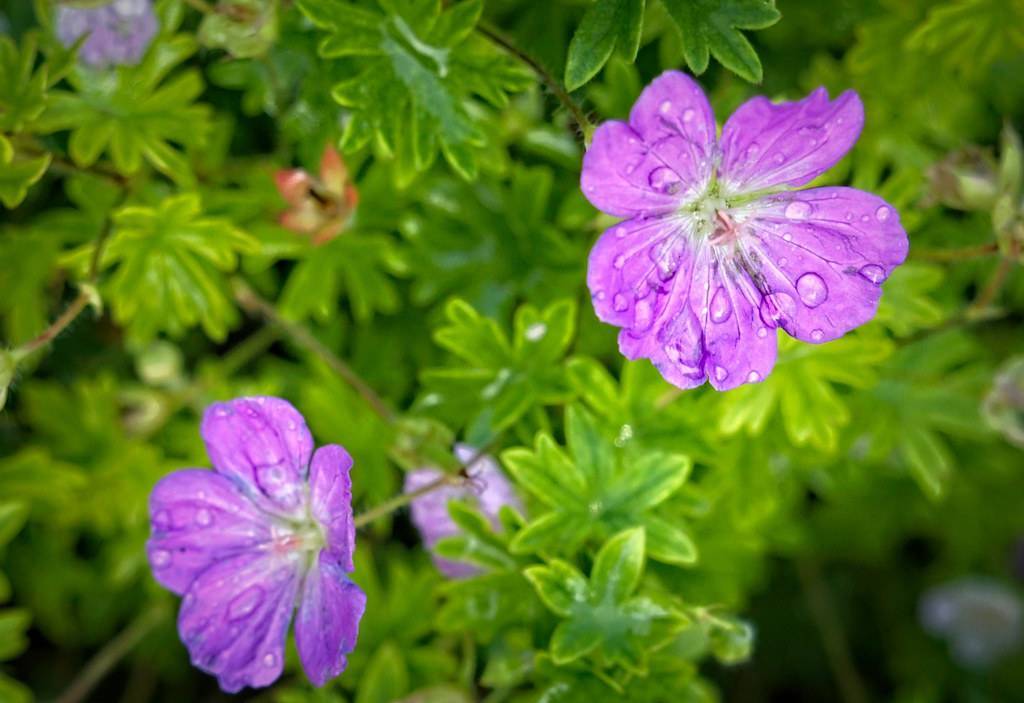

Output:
xmin=634 ymin=299 xmax=654 ymax=330
xmin=714 ymin=366 xmax=728 ymax=382
xmin=682 ymin=108 xmax=695 ymax=122
xmin=845 ymin=211 xmax=854 ymax=221
xmin=613 ymin=255 xmax=626 ymax=269
xmin=859 ymin=264 xmax=887 ymax=284
xmin=612 ymin=294 xmax=629 ymax=312
xmin=773 ymin=153 xmax=785 ymax=165
xmin=860 ymin=214 xmax=870 ymax=223
xmin=778 ymin=257 xmax=788 ymax=267
xmin=594 ymin=290 xmax=606 ymax=301
xmin=757 ymin=327 xmax=768 ymax=338
xmin=709 ymin=287 xmax=732 ymax=323
xmin=195 ymin=509 xmax=212 ymax=527
xmin=747 ymin=371 xmax=762 ymax=383
xmin=782 ymin=232 xmax=792 ymax=242
xmin=811 ymin=329 xmax=824 ymax=341
xmin=796 ymin=272 xmax=829 ymax=308
xmin=151 ymin=549 xmax=171 ymax=567
xmin=659 ymin=100 xmax=672 ymax=114
xmin=875 ymin=205 xmax=891 ymax=222
xmin=615 ymin=226 xmax=628 ymax=238
xmin=263 ymin=653 xmax=277 ymax=668
xmin=784 ymin=201 xmax=812 ymax=220
xmin=745 ymin=143 xmax=761 ymax=161
xmin=153 ymin=509 xmax=171 ymax=529
xmin=648 ymin=166 xmax=681 ymax=194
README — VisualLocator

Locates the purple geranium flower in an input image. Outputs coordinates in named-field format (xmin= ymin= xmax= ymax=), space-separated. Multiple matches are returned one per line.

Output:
xmin=405 ymin=444 xmax=521 ymax=579
xmin=581 ymin=71 xmax=909 ymax=390
xmin=146 ymin=397 xmax=366 ymax=693
xmin=56 ymin=0 xmax=158 ymax=68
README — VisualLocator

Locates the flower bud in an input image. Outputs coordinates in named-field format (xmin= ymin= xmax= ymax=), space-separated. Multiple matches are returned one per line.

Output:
xmin=925 ymin=147 xmax=999 ymax=212
xmin=983 ymin=356 xmax=1024 ymax=448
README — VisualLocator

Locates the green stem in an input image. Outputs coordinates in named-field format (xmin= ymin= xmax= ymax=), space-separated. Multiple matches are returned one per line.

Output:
xmin=231 ymin=278 xmax=396 ymax=422
xmin=54 ymin=606 xmax=167 ymax=703
xmin=796 ymin=558 xmax=870 ymax=703
xmin=967 ymin=239 xmax=1020 ymax=316
xmin=477 ymin=24 xmax=594 ymax=145
xmin=914 ymin=241 xmax=1000 ymax=262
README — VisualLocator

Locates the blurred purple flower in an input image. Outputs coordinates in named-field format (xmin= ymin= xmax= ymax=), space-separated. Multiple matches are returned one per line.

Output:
xmin=581 ymin=71 xmax=908 ymax=391
xmin=147 ymin=397 xmax=366 ymax=693
xmin=405 ymin=444 xmax=521 ymax=579
xmin=55 ymin=0 xmax=158 ymax=68
xmin=920 ymin=577 xmax=1023 ymax=668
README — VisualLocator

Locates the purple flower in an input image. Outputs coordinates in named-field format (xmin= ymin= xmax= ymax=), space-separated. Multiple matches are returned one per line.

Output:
xmin=146 ymin=397 xmax=366 ymax=693
xmin=405 ymin=444 xmax=521 ymax=579
xmin=56 ymin=0 xmax=158 ymax=68
xmin=581 ymin=71 xmax=909 ymax=390
xmin=920 ymin=577 xmax=1023 ymax=668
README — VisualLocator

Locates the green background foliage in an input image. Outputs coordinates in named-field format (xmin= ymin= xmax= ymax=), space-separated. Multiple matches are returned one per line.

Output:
xmin=1 ymin=0 xmax=1024 ymax=701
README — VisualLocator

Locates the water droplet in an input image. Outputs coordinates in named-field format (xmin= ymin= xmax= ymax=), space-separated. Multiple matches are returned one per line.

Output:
xmin=745 ymin=143 xmax=761 ymax=161
xmin=615 ymin=424 xmax=634 ymax=447
xmin=612 ymin=294 xmax=629 ymax=312
xmin=153 ymin=509 xmax=171 ymax=529
xmin=682 ymin=108 xmax=695 ymax=122
xmin=796 ymin=272 xmax=828 ymax=308
xmin=615 ymin=226 xmax=628 ymax=238
xmin=784 ymin=201 xmax=812 ymax=220
xmin=782 ymin=232 xmax=792 ymax=242
xmin=525 ymin=323 xmax=547 ymax=342
xmin=593 ymin=290 xmax=606 ymax=301
xmin=859 ymin=264 xmax=886 ymax=284
xmin=197 ymin=490 xmax=207 ymax=500
xmin=778 ymin=257 xmax=788 ymax=267
xmin=625 ymin=163 xmax=636 ymax=175
xmin=613 ymin=254 xmax=626 ymax=269
xmin=845 ymin=211 xmax=854 ymax=221
xmin=648 ymin=166 xmax=681 ymax=194
xmin=214 ymin=407 xmax=231 ymax=417
xmin=263 ymin=653 xmax=277 ymax=668
xmin=746 ymin=371 xmax=762 ymax=383
xmin=759 ymin=292 xmax=797 ymax=326
xmin=709 ymin=287 xmax=732 ymax=323
xmin=860 ymin=214 xmax=870 ymax=223
xmin=773 ymin=153 xmax=786 ymax=165
xmin=874 ymin=205 xmax=891 ymax=222
xmin=228 ymin=586 xmax=264 ymax=621
xmin=634 ymin=299 xmax=654 ymax=330
xmin=714 ymin=366 xmax=728 ymax=381
xmin=151 ymin=549 xmax=171 ymax=567
xmin=659 ymin=100 xmax=672 ymax=114
xmin=757 ymin=327 xmax=768 ymax=339
xmin=195 ymin=509 xmax=212 ymax=527
xmin=810 ymin=329 xmax=824 ymax=341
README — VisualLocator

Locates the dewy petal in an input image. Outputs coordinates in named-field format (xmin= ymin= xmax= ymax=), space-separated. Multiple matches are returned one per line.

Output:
xmin=614 ymin=236 xmax=708 ymax=390
xmin=719 ymin=88 xmax=864 ymax=194
xmin=587 ymin=215 xmax=698 ymax=335
xmin=178 ymin=550 xmax=301 ymax=693
xmin=308 ymin=445 xmax=355 ymax=571
xmin=147 ymin=469 xmax=273 ymax=595
xmin=201 ymin=397 xmax=313 ymax=517
xmin=581 ymin=71 xmax=717 ymax=218
xmin=688 ymin=254 xmax=778 ymax=390
xmin=295 ymin=552 xmax=367 ymax=687
xmin=736 ymin=186 xmax=909 ymax=343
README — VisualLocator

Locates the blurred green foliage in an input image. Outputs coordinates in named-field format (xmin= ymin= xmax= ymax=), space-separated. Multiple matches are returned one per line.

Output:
xmin=1 ymin=0 xmax=1024 ymax=701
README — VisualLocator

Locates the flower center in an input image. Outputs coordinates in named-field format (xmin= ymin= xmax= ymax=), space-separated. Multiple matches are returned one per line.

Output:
xmin=269 ymin=521 xmax=324 ymax=556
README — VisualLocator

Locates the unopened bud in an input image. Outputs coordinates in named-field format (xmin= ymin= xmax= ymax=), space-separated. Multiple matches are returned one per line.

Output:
xmin=982 ymin=356 xmax=1024 ymax=448
xmin=135 ymin=341 xmax=183 ymax=388
xmin=926 ymin=147 xmax=998 ymax=212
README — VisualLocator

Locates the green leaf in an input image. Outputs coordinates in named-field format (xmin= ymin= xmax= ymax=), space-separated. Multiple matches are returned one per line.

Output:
xmin=433 ymin=501 xmax=519 ymax=571
xmin=297 ymin=0 xmax=531 ymax=180
xmin=564 ymin=0 xmax=645 ymax=90
xmin=198 ymin=0 xmax=280 ymax=58
xmin=0 ymin=33 xmax=49 ymax=133
xmin=420 ymin=298 xmax=576 ymax=437
xmin=0 ymin=503 xmax=28 ymax=549
xmin=718 ymin=332 xmax=893 ymax=451
xmin=0 ymin=609 xmax=30 ymax=661
xmin=37 ymin=34 xmax=211 ymax=185
xmin=0 ymin=148 xmax=50 ymax=209
xmin=505 ymin=405 xmax=694 ymax=564
xmin=357 ymin=642 xmax=410 ymax=703
xmin=66 ymin=194 xmax=258 ymax=342
xmin=527 ymin=529 xmax=685 ymax=672
xmin=661 ymin=0 xmax=780 ymax=83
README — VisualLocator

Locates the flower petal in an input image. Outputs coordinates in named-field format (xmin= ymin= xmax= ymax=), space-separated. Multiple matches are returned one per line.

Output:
xmin=454 ymin=444 xmax=522 ymax=520
xmin=178 ymin=551 xmax=301 ymax=693
xmin=581 ymin=72 xmax=717 ymax=218
xmin=308 ymin=445 xmax=355 ymax=571
xmin=147 ymin=469 xmax=273 ymax=595
xmin=719 ymin=88 xmax=864 ymax=194
xmin=405 ymin=468 xmax=479 ymax=579
xmin=688 ymin=256 xmax=778 ymax=390
xmin=295 ymin=552 xmax=367 ymax=687
xmin=201 ymin=397 xmax=313 ymax=517
xmin=615 ymin=240 xmax=708 ymax=390
xmin=587 ymin=215 xmax=699 ymax=334
xmin=737 ymin=187 xmax=909 ymax=342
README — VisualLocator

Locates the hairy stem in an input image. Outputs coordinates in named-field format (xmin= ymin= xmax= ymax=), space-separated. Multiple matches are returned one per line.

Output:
xmin=913 ymin=241 xmax=1000 ymax=262
xmin=796 ymin=558 xmax=870 ymax=703
xmin=55 ymin=606 xmax=167 ymax=703
xmin=967 ymin=239 xmax=1020 ymax=316
xmin=231 ymin=278 xmax=396 ymax=422
xmin=477 ymin=24 xmax=593 ymax=145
